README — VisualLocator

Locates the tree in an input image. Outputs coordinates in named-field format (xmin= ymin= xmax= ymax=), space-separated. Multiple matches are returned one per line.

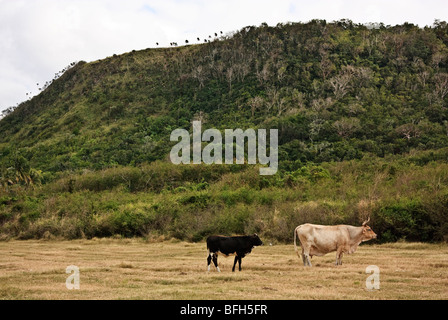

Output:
xmin=192 ymin=65 xmax=207 ymax=88
xmin=329 ymin=72 xmax=352 ymax=99
xmin=310 ymin=97 xmax=334 ymax=119
xmin=0 ymin=153 xmax=42 ymax=189
xmin=248 ymin=96 xmax=264 ymax=117
xmin=434 ymin=73 xmax=448 ymax=100
xmin=318 ymin=42 xmax=335 ymax=80
xmin=309 ymin=118 xmax=325 ymax=142
xmin=396 ymin=123 xmax=420 ymax=140
xmin=226 ymin=66 xmax=235 ymax=92
xmin=333 ymin=117 xmax=361 ymax=138
xmin=265 ymin=87 xmax=279 ymax=114
xmin=320 ymin=56 xmax=335 ymax=80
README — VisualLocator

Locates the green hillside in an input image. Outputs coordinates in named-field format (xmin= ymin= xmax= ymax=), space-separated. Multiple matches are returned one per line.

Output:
xmin=1 ymin=20 xmax=448 ymax=242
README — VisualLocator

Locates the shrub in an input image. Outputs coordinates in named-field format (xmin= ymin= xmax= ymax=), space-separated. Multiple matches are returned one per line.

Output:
xmin=372 ymin=198 xmax=438 ymax=242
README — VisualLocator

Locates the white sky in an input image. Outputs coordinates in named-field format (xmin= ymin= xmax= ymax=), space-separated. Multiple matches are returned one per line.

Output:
xmin=1 ymin=0 xmax=448 ymax=113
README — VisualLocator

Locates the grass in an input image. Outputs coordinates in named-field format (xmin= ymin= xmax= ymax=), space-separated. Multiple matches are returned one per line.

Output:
xmin=0 ymin=239 xmax=447 ymax=300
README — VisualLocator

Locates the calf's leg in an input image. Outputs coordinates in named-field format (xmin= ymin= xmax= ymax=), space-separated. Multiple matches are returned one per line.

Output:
xmin=207 ymin=253 xmax=212 ymax=271
xmin=237 ymin=256 xmax=242 ymax=271
xmin=212 ymin=253 xmax=221 ymax=272
xmin=207 ymin=252 xmax=220 ymax=272
xmin=232 ymin=256 xmax=238 ymax=272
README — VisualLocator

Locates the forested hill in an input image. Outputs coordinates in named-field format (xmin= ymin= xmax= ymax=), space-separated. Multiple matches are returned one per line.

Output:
xmin=1 ymin=19 xmax=448 ymax=175
xmin=2 ymin=20 xmax=448 ymax=242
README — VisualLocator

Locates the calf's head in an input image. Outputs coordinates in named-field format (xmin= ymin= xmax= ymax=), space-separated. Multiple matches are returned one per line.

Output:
xmin=250 ymin=233 xmax=263 ymax=246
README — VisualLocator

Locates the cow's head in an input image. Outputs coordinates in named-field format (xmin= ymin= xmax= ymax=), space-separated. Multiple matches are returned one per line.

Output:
xmin=361 ymin=217 xmax=377 ymax=241
xmin=250 ymin=233 xmax=263 ymax=246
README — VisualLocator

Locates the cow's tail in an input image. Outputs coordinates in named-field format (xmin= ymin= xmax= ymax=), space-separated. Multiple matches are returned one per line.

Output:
xmin=293 ymin=225 xmax=301 ymax=259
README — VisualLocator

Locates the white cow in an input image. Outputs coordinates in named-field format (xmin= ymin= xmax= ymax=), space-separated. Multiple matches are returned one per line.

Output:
xmin=294 ymin=218 xmax=377 ymax=266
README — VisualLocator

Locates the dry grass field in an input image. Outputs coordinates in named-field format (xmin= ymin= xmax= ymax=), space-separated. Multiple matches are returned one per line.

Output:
xmin=0 ymin=238 xmax=447 ymax=300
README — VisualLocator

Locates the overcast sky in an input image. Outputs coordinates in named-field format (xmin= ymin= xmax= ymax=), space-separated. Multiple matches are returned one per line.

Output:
xmin=1 ymin=0 xmax=448 ymax=113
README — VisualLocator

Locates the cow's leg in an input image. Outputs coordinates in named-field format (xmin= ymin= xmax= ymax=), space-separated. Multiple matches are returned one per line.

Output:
xmin=302 ymin=246 xmax=312 ymax=267
xmin=335 ymin=248 xmax=343 ymax=265
xmin=301 ymin=248 xmax=306 ymax=265
xmin=301 ymin=248 xmax=308 ymax=266
xmin=303 ymin=253 xmax=312 ymax=266
xmin=212 ymin=253 xmax=220 ymax=272
xmin=298 ymin=236 xmax=313 ymax=267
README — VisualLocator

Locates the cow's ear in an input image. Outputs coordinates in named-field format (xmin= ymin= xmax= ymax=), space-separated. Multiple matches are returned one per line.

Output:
xmin=253 ymin=233 xmax=258 ymax=236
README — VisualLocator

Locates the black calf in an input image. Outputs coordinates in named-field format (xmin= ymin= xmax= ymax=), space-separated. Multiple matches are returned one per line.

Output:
xmin=206 ymin=234 xmax=263 ymax=272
